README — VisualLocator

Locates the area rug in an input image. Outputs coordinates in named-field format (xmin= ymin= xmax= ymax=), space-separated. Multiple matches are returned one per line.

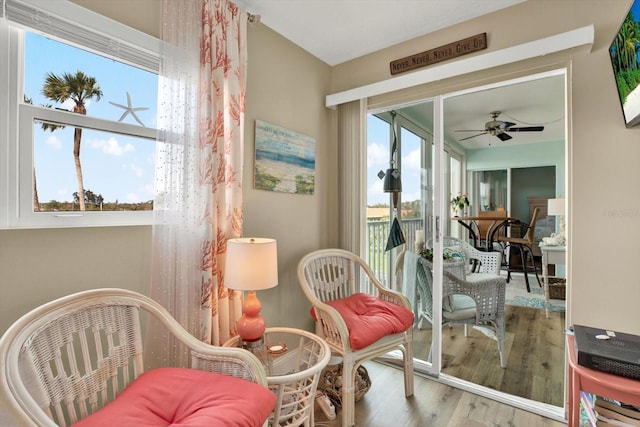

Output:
xmin=505 ymin=274 xmax=565 ymax=312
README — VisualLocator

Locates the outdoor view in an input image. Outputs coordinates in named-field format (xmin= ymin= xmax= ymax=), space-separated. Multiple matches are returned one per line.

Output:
xmin=24 ymin=32 xmax=158 ymax=212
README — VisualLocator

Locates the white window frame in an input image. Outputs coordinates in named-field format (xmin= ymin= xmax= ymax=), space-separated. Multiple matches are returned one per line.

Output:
xmin=0 ymin=0 xmax=159 ymax=229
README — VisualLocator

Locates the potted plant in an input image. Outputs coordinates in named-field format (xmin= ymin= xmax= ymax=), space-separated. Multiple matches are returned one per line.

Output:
xmin=450 ymin=194 xmax=470 ymax=216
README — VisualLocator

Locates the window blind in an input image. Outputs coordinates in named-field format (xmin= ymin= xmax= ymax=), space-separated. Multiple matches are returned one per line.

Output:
xmin=1 ymin=0 xmax=159 ymax=72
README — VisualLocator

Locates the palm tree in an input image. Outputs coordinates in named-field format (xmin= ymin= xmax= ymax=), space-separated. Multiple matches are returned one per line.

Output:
xmin=42 ymin=71 xmax=102 ymax=211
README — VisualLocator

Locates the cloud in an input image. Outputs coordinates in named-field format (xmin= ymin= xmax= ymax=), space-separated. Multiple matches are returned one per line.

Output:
xmin=124 ymin=163 xmax=144 ymax=177
xmin=88 ymin=136 xmax=135 ymax=155
xmin=46 ymin=135 xmax=62 ymax=150
xmin=368 ymin=179 xmax=386 ymax=205
xmin=126 ymin=192 xmax=139 ymax=202
xmin=367 ymin=142 xmax=388 ymax=169
xmin=402 ymin=148 xmax=421 ymax=171
xmin=56 ymin=187 xmax=68 ymax=196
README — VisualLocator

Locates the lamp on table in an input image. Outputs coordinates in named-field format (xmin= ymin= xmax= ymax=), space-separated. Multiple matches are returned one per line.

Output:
xmin=225 ymin=237 xmax=278 ymax=346
xmin=546 ymin=198 xmax=566 ymax=245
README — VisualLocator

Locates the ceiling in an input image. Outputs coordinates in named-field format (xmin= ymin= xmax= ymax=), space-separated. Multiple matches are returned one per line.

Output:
xmin=234 ymin=0 xmax=525 ymax=67
xmin=234 ymin=0 xmax=564 ymax=150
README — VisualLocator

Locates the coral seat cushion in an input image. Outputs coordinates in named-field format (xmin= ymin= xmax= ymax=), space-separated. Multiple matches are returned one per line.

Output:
xmin=326 ymin=293 xmax=414 ymax=350
xmin=72 ymin=367 xmax=276 ymax=427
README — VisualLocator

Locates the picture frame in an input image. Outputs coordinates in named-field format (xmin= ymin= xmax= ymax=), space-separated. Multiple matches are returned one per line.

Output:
xmin=254 ymin=120 xmax=315 ymax=195
xmin=609 ymin=0 xmax=640 ymax=128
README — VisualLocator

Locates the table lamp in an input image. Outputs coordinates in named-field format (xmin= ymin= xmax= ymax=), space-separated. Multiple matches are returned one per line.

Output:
xmin=546 ymin=198 xmax=566 ymax=244
xmin=225 ymin=237 xmax=278 ymax=344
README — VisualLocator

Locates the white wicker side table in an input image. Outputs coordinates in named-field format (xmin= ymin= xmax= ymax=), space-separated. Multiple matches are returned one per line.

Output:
xmin=223 ymin=327 xmax=331 ymax=427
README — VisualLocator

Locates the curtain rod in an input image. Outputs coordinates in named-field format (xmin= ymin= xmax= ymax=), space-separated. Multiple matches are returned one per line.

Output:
xmin=247 ymin=13 xmax=260 ymax=24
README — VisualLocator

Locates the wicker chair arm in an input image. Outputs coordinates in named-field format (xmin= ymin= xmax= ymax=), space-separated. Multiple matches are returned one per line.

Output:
xmin=311 ymin=302 xmax=352 ymax=351
xmin=101 ymin=289 xmax=269 ymax=386
xmin=376 ymin=287 xmax=412 ymax=311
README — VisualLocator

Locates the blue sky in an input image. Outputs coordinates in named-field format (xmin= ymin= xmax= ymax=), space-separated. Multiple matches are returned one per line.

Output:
xmin=25 ymin=32 xmax=158 ymax=204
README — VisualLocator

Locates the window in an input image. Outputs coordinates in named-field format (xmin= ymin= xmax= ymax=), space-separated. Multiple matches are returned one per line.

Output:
xmin=0 ymin=0 xmax=159 ymax=228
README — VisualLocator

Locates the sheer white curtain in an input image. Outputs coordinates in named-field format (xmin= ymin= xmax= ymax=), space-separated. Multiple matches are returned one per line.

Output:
xmin=150 ymin=0 xmax=247 ymax=364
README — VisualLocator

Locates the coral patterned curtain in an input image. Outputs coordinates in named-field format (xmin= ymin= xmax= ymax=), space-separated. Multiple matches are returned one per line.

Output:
xmin=150 ymin=0 xmax=246 ymax=361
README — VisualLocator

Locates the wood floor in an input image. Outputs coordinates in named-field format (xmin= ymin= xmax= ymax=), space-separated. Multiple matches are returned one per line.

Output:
xmin=414 ymin=305 xmax=566 ymax=407
xmin=315 ymin=360 xmax=566 ymax=427
xmin=315 ymin=303 xmax=566 ymax=426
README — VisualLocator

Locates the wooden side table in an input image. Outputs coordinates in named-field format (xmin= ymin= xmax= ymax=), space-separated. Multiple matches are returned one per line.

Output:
xmin=566 ymin=334 xmax=640 ymax=426
xmin=224 ymin=327 xmax=331 ymax=427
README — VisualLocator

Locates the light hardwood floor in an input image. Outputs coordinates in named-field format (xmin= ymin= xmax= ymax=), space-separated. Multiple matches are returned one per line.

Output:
xmin=315 ymin=360 xmax=566 ymax=427
xmin=419 ymin=305 xmax=566 ymax=407
xmin=315 ymin=302 xmax=567 ymax=426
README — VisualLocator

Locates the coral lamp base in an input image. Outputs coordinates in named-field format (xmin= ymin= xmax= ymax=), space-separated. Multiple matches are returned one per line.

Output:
xmin=236 ymin=291 xmax=266 ymax=342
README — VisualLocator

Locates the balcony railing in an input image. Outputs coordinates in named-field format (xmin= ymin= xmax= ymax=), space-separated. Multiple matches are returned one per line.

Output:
xmin=366 ymin=218 xmax=423 ymax=288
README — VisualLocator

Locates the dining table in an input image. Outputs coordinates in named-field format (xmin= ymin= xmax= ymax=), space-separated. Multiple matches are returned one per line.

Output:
xmin=453 ymin=215 xmax=515 ymax=251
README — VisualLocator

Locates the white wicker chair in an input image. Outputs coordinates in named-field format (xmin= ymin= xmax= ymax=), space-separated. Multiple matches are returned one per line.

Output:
xmin=426 ymin=236 xmax=503 ymax=275
xmin=297 ymin=249 xmax=414 ymax=427
xmin=0 ymin=288 xmax=272 ymax=427
xmin=408 ymin=237 xmax=507 ymax=367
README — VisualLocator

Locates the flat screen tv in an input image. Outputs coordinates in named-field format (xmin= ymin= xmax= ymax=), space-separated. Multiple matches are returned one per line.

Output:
xmin=609 ymin=0 xmax=640 ymax=128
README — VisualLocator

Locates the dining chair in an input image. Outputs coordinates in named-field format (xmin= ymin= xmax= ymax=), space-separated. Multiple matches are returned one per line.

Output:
xmin=297 ymin=249 xmax=414 ymax=427
xmin=476 ymin=209 xmax=508 ymax=251
xmin=497 ymin=207 xmax=542 ymax=292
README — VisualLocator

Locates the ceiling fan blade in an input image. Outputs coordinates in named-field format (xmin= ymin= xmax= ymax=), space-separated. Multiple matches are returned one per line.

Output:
xmin=455 ymin=129 xmax=486 ymax=132
xmin=506 ymin=126 xmax=544 ymax=132
xmin=458 ymin=132 xmax=486 ymax=141
xmin=496 ymin=132 xmax=512 ymax=141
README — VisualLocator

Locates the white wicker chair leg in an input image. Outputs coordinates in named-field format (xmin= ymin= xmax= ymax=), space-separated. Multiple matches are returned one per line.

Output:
xmin=403 ymin=334 xmax=414 ymax=397
xmin=342 ymin=359 xmax=357 ymax=427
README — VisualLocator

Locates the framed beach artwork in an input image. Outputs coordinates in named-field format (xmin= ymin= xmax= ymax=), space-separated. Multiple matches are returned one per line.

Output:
xmin=609 ymin=0 xmax=640 ymax=127
xmin=254 ymin=120 xmax=315 ymax=194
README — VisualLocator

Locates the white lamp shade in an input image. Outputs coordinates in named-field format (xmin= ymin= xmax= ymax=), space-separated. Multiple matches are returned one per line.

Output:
xmin=548 ymin=198 xmax=565 ymax=216
xmin=225 ymin=238 xmax=278 ymax=291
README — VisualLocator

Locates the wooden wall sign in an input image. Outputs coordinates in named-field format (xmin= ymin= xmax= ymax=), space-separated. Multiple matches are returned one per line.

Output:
xmin=389 ymin=33 xmax=487 ymax=75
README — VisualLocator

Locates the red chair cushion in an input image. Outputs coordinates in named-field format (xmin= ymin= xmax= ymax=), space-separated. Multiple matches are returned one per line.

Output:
xmin=72 ymin=367 xmax=276 ymax=427
xmin=326 ymin=293 xmax=414 ymax=350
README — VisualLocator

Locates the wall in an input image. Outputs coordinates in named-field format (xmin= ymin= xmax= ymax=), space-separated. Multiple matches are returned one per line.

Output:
xmin=0 ymin=227 xmax=152 ymax=333
xmin=331 ymin=0 xmax=640 ymax=334
xmin=242 ymin=24 xmax=334 ymax=330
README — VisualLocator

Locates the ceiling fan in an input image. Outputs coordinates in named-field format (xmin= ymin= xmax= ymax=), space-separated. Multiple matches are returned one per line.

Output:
xmin=455 ymin=111 xmax=544 ymax=142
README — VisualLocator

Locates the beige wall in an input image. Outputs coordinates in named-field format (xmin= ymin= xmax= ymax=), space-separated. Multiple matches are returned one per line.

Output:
xmin=2 ymin=0 xmax=639 ymax=336
xmin=242 ymin=24 xmax=335 ymax=330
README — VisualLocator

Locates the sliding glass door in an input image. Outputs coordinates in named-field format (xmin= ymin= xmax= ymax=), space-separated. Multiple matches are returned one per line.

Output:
xmin=364 ymin=69 xmax=568 ymax=417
